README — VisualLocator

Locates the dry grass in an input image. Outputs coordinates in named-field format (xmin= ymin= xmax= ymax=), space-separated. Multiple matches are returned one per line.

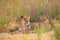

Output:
xmin=0 ymin=31 xmax=54 ymax=40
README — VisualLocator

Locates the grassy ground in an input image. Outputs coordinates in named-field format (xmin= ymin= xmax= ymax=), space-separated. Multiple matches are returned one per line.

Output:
xmin=0 ymin=30 xmax=54 ymax=40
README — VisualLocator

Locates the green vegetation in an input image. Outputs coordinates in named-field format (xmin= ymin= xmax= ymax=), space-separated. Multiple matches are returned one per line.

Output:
xmin=0 ymin=15 xmax=9 ymax=29
xmin=23 ymin=34 xmax=28 ymax=40
xmin=54 ymin=22 xmax=60 ymax=40
xmin=38 ymin=4 xmax=44 ymax=16
xmin=30 ymin=16 xmax=39 ymax=22
xmin=34 ymin=24 xmax=44 ymax=40
xmin=45 ymin=23 xmax=51 ymax=32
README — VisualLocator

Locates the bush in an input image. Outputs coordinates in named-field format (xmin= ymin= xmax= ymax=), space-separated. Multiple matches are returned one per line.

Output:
xmin=0 ymin=15 xmax=9 ymax=29
xmin=34 ymin=24 xmax=44 ymax=40
xmin=54 ymin=22 xmax=60 ymax=40
xmin=45 ymin=23 xmax=51 ymax=32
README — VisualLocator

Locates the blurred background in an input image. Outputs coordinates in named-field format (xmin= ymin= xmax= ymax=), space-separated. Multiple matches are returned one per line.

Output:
xmin=0 ymin=0 xmax=60 ymax=40
xmin=0 ymin=0 xmax=60 ymax=23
